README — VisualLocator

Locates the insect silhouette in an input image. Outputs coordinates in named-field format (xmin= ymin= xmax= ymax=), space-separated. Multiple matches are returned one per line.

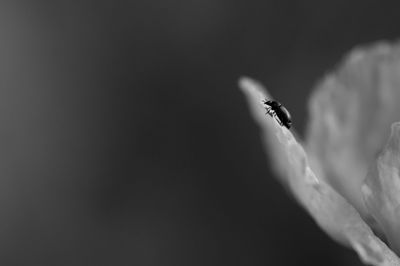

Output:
xmin=263 ymin=100 xmax=292 ymax=129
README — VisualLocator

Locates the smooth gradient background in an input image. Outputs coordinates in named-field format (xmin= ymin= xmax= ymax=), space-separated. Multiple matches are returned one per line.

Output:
xmin=0 ymin=1 xmax=399 ymax=265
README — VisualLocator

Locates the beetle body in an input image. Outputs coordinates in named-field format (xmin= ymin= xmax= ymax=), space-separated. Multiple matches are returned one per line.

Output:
xmin=263 ymin=100 xmax=292 ymax=129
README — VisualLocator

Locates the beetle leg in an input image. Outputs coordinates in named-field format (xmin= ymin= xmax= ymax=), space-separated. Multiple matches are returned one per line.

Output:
xmin=265 ymin=106 xmax=273 ymax=116
xmin=273 ymin=115 xmax=283 ymax=126
xmin=267 ymin=111 xmax=284 ymax=127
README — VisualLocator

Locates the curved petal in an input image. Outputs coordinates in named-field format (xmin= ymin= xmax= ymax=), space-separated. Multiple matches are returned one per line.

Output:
xmin=363 ymin=122 xmax=400 ymax=254
xmin=240 ymin=77 xmax=400 ymax=266
xmin=306 ymin=42 xmax=400 ymax=218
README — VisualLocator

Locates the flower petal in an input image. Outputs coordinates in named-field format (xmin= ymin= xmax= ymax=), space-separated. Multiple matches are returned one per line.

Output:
xmin=363 ymin=122 xmax=400 ymax=254
xmin=306 ymin=42 xmax=400 ymax=219
xmin=240 ymin=77 xmax=400 ymax=266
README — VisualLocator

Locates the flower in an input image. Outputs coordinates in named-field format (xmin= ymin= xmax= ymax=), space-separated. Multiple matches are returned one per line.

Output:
xmin=239 ymin=41 xmax=400 ymax=266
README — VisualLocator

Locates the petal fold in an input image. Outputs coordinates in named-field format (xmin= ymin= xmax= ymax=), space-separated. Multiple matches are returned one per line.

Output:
xmin=363 ymin=122 xmax=400 ymax=255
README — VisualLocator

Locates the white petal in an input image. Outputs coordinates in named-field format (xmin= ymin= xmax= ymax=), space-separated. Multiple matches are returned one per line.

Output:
xmin=363 ymin=122 xmax=400 ymax=254
xmin=306 ymin=42 xmax=400 ymax=219
xmin=240 ymin=77 xmax=400 ymax=266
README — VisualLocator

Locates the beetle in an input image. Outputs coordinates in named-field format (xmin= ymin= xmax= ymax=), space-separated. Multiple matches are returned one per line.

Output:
xmin=262 ymin=100 xmax=292 ymax=129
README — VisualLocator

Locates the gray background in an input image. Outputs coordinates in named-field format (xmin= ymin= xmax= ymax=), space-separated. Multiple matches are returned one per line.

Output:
xmin=0 ymin=0 xmax=399 ymax=265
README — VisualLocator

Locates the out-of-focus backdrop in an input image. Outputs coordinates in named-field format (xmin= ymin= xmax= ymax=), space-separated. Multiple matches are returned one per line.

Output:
xmin=0 ymin=1 xmax=399 ymax=265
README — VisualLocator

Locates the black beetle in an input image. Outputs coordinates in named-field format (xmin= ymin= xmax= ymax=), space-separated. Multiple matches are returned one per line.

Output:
xmin=263 ymin=100 xmax=292 ymax=129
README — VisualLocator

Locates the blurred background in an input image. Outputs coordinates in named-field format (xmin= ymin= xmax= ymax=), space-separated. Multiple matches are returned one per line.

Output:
xmin=0 ymin=0 xmax=399 ymax=265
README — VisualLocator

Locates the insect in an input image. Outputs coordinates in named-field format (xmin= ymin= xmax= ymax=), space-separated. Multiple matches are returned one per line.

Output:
xmin=263 ymin=100 xmax=292 ymax=129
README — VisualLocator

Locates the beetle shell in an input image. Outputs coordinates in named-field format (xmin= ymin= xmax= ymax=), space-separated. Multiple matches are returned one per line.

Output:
xmin=263 ymin=100 xmax=292 ymax=129
xmin=274 ymin=105 xmax=292 ymax=128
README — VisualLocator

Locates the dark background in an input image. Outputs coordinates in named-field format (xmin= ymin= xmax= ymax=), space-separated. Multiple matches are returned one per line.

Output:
xmin=0 ymin=0 xmax=399 ymax=265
